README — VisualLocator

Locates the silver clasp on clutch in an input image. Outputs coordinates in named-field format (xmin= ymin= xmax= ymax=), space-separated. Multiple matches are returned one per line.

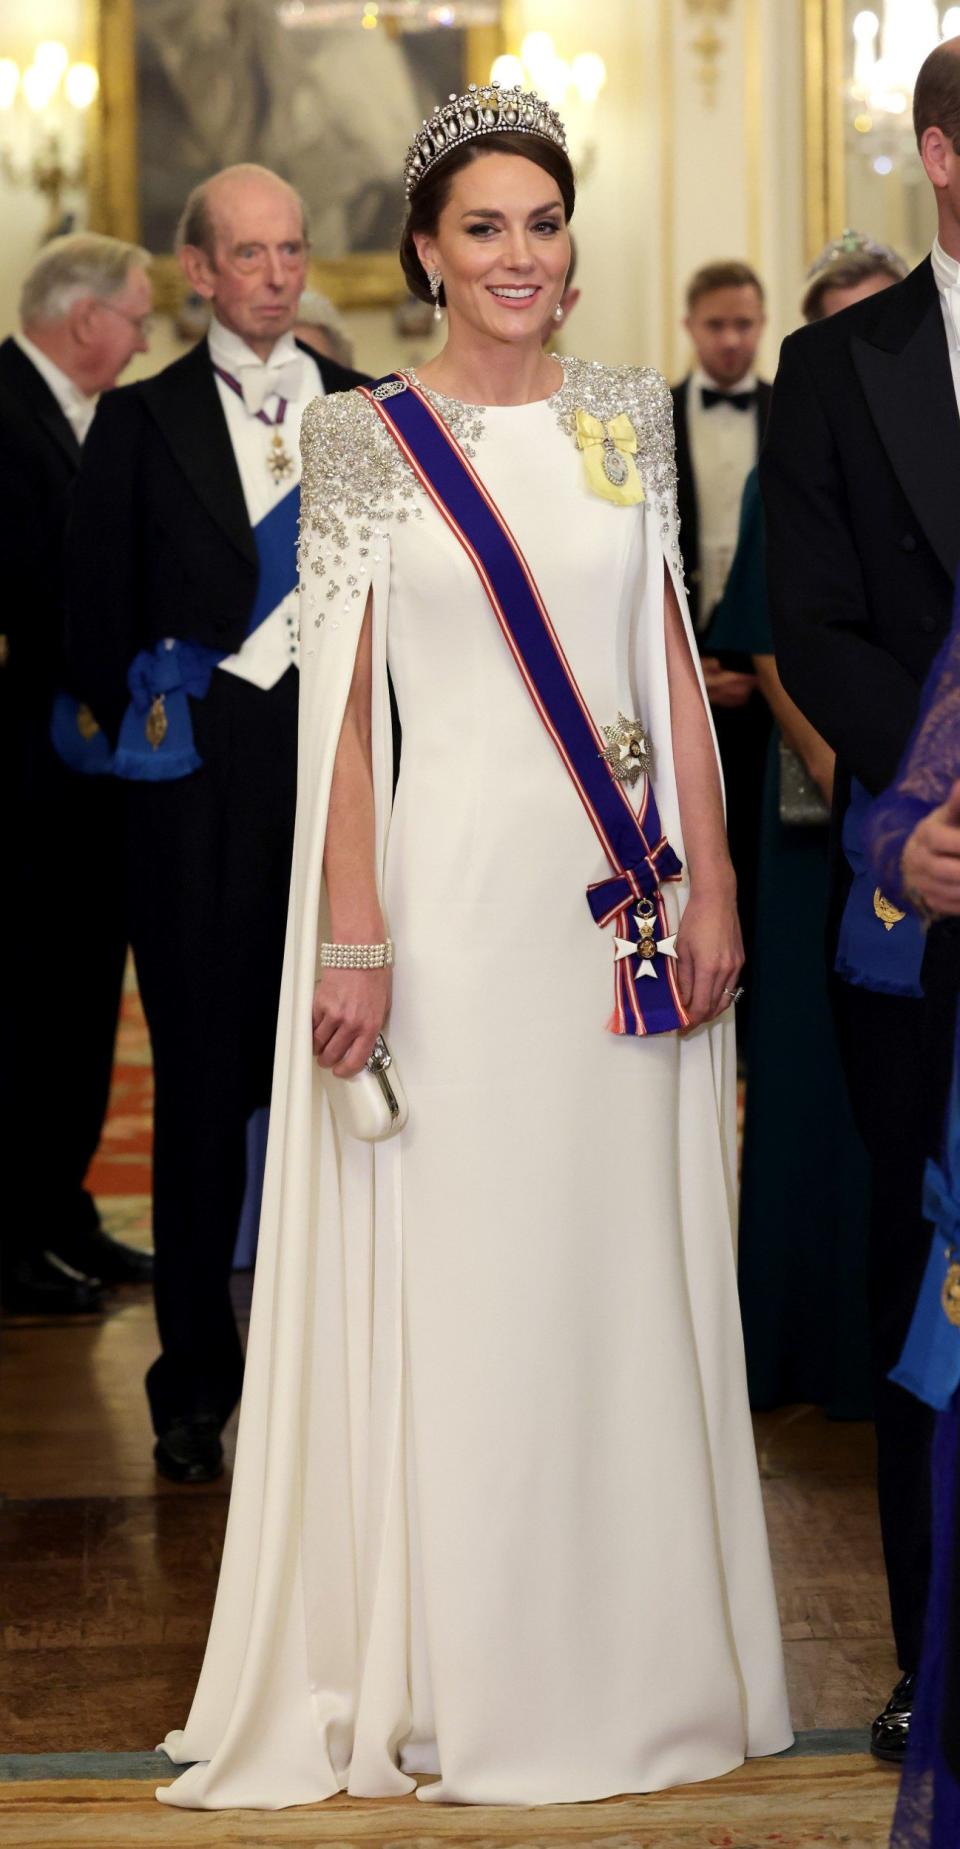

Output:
xmin=367 ymin=1035 xmax=401 ymax=1120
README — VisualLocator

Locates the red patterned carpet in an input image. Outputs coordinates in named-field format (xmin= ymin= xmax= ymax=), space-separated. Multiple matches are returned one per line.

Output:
xmin=85 ymin=972 xmax=152 ymax=1246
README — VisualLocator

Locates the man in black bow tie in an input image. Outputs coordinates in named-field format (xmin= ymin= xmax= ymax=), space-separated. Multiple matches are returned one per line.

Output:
xmin=67 ymin=166 xmax=367 ymax=1484
xmin=672 ymin=261 xmax=772 ymax=1036
xmin=761 ymin=40 xmax=960 ymax=1763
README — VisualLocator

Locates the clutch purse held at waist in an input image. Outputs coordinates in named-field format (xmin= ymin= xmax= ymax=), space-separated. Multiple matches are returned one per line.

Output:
xmin=320 ymin=1034 xmax=408 ymax=1144
xmin=778 ymin=736 xmax=830 ymax=828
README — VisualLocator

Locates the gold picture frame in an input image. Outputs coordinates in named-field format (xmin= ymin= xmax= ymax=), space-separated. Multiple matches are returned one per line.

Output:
xmin=84 ymin=0 xmax=505 ymax=312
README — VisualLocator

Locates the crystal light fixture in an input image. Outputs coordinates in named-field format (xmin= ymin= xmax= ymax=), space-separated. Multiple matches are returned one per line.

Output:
xmin=0 ymin=39 xmax=100 ymax=236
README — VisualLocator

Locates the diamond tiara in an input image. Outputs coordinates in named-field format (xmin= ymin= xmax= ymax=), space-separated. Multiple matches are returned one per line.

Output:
xmin=404 ymin=82 xmax=568 ymax=200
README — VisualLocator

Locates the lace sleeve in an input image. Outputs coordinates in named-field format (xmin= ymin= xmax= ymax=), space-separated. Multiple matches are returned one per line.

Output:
xmin=866 ymin=592 xmax=960 ymax=907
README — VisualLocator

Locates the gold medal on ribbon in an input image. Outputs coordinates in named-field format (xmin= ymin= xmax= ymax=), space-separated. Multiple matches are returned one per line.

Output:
xmin=145 ymin=694 xmax=168 ymax=751
xmin=574 ymin=409 xmax=645 ymax=507
xmin=942 ymin=1259 xmax=960 ymax=1328
xmin=267 ymin=430 xmax=295 ymax=483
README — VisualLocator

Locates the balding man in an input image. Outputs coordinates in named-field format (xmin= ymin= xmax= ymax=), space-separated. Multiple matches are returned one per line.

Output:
xmin=68 ymin=166 xmax=367 ymax=1484
xmin=0 ymin=233 xmax=154 ymax=1316
xmin=762 ymin=39 xmax=960 ymax=1761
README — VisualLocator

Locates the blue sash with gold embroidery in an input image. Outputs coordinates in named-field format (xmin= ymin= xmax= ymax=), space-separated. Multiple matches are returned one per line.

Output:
xmin=112 ymin=485 xmax=300 ymax=781
xmin=361 ymin=373 xmax=687 ymax=1037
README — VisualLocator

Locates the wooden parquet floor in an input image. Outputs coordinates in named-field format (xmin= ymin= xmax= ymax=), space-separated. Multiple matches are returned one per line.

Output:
xmin=0 ymin=1757 xmax=898 ymax=1849
xmin=0 ymin=978 xmax=903 ymax=1843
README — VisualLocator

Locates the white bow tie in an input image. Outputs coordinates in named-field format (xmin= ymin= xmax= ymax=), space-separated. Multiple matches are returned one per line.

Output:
xmin=234 ymin=357 xmax=302 ymax=417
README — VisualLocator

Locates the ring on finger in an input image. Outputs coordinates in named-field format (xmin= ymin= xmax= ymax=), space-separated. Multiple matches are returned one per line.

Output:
xmin=723 ymin=985 xmax=745 ymax=1004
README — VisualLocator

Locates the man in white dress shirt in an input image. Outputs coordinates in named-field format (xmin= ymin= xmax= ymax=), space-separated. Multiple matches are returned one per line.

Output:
xmin=671 ymin=262 xmax=772 ymax=1037
xmin=67 ymin=167 xmax=366 ymax=1482
xmin=0 ymin=234 xmax=155 ymax=1316
xmin=761 ymin=39 xmax=960 ymax=1762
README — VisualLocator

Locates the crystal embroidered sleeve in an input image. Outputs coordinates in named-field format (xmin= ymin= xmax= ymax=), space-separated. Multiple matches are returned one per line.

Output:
xmin=298 ymin=389 xmax=425 ymax=631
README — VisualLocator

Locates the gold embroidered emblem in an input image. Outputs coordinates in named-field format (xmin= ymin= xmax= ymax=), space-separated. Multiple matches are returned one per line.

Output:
xmin=874 ymin=888 xmax=906 ymax=931
xmin=145 ymin=695 xmax=168 ymax=750
xmin=942 ymin=1260 xmax=960 ymax=1328
xmin=76 ymin=703 xmax=100 ymax=741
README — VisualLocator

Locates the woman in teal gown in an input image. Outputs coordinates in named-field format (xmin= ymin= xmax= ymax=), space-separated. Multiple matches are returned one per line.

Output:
xmin=709 ymin=233 xmax=906 ymax=1418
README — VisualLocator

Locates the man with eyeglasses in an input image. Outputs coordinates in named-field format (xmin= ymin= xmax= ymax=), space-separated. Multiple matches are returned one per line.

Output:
xmin=67 ymin=165 xmax=367 ymax=1485
xmin=0 ymin=232 xmax=155 ymax=1317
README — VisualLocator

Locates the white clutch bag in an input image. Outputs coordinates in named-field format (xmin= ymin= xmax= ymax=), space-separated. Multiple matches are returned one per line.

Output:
xmin=322 ymin=1035 xmax=408 ymax=1143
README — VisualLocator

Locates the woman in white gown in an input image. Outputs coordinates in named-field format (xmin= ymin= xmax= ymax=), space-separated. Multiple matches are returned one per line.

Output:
xmin=157 ymin=86 xmax=792 ymax=1812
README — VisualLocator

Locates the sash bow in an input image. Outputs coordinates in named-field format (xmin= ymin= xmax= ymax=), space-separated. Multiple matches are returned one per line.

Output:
xmin=586 ymin=839 xmax=684 ymax=929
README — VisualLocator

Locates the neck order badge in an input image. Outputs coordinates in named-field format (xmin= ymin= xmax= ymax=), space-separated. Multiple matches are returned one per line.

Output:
xmin=362 ymin=373 xmax=688 ymax=1037
xmin=214 ymin=363 xmax=296 ymax=483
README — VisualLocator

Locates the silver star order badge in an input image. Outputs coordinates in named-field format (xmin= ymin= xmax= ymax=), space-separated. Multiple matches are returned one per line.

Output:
xmin=612 ymin=900 xmax=677 ymax=979
xmin=267 ymin=431 xmax=295 ymax=483
xmin=600 ymin=713 xmax=653 ymax=787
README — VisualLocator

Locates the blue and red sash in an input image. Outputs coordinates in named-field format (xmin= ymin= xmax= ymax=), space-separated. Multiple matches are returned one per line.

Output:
xmin=361 ymin=373 xmax=687 ymax=1037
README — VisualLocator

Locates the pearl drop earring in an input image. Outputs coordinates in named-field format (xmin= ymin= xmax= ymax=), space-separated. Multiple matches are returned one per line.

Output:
xmin=429 ymin=270 xmax=443 ymax=322
xmin=554 ymin=303 xmax=564 ymax=322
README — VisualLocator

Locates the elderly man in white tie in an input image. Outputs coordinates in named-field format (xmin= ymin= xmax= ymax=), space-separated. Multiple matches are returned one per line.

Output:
xmin=67 ymin=165 xmax=367 ymax=1484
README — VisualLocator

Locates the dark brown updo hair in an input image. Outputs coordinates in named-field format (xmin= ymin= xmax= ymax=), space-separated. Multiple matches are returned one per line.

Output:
xmin=400 ymin=131 xmax=576 ymax=308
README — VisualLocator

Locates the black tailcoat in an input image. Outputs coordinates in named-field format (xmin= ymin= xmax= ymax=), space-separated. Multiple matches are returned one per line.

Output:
xmin=761 ymin=258 xmax=960 ymax=1672
xmin=0 ymin=337 xmax=126 ymax=1273
xmin=66 ymin=337 xmax=367 ymax=1431
xmin=66 ymin=338 xmax=366 ymax=739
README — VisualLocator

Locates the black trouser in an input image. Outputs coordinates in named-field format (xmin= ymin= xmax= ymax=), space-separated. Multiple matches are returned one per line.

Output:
xmin=2 ymin=749 xmax=126 ymax=1272
xmin=833 ymin=921 xmax=960 ymax=1672
xmin=126 ymin=670 xmax=298 ymax=1433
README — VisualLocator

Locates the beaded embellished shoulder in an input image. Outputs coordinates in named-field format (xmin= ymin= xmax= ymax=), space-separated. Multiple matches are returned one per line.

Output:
xmin=552 ymin=356 xmax=678 ymax=526
xmin=299 ymin=387 xmax=424 ymax=580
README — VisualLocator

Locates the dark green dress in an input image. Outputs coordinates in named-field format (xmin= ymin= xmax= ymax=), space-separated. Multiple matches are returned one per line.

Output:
xmin=709 ymin=470 xmax=872 ymax=1418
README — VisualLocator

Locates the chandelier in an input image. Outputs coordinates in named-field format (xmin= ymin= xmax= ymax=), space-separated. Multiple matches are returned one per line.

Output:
xmin=850 ymin=2 xmax=960 ymax=165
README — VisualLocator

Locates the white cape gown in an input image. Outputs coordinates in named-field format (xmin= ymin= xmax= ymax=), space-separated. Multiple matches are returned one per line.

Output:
xmin=157 ymin=360 xmax=792 ymax=1810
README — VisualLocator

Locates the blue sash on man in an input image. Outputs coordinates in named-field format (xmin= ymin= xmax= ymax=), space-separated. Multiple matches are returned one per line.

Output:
xmin=362 ymin=373 xmax=688 ymax=1038
xmin=50 ymin=691 xmax=116 ymax=776
xmin=109 ymin=484 xmax=300 ymax=781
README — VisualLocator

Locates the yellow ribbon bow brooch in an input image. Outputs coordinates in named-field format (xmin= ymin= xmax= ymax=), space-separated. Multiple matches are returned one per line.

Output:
xmin=574 ymin=409 xmax=646 ymax=507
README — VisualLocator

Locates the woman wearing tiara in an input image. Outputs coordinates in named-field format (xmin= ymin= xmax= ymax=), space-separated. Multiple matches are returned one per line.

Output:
xmin=157 ymin=86 xmax=791 ymax=1812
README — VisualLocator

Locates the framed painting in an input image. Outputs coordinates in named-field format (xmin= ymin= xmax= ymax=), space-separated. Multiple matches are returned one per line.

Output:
xmin=85 ymin=0 xmax=504 ymax=308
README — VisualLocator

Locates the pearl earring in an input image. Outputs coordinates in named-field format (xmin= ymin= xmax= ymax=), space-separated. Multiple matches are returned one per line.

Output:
xmin=554 ymin=303 xmax=564 ymax=322
xmin=428 ymin=270 xmax=443 ymax=322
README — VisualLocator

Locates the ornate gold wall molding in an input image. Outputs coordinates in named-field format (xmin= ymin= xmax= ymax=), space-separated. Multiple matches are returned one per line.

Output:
xmin=659 ymin=0 xmax=676 ymax=379
xmin=803 ymin=0 xmax=845 ymax=262
xmin=744 ymin=0 xmax=762 ymax=266
xmin=684 ymin=0 xmax=734 ymax=106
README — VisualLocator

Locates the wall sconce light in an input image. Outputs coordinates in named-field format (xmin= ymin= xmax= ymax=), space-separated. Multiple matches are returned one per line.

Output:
xmin=0 ymin=40 xmax=100 ymax=238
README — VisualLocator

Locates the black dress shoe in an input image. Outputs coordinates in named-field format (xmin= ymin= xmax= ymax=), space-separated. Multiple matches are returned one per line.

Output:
xmin=1 ymin=1253 xmax=104 ymax=1315
xmin=154 ymin=1415 xmax=224 ymax=1485
xmin=51 ymin=1223 xmax=154 ymax=1286
xmin=871 ymin=1672 xmax=914 ymax=1763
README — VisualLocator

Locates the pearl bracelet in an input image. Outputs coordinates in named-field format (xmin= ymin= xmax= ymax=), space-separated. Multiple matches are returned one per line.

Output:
xmin=319 ymin=939 xmax=394 ymax=970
